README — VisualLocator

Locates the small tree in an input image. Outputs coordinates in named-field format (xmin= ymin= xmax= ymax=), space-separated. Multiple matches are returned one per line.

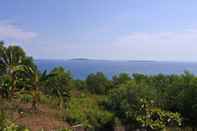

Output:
xmin=45 ymin=67 xmax=72 ymax=109
xmin=86 ymin=72 xmax=111 ymax=94
xmin=0 ymin=42 xmax=34 ymax=98
xmin=23 ymin=66 xmax=52 ymax=111
xmin=112 ymin=73 xmax=131 ymax=85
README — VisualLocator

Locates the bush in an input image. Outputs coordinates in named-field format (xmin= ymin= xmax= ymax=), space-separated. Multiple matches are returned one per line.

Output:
xmin=65 ymin=94 xmax=113 ymax=129
xmin=86 ymin=72 xmax=111 ymax=94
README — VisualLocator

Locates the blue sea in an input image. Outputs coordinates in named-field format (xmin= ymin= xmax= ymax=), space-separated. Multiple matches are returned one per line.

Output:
xmin=35 ymin=59 xmax=197 ymax=79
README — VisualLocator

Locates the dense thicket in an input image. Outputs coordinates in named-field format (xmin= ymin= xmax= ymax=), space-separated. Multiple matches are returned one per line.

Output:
xmin=1 ymin=42 xmax=197 ymax=130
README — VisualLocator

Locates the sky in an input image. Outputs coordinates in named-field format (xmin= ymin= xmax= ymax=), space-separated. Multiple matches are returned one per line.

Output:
xmin=1 ymin=0 xmax=197 ymax=61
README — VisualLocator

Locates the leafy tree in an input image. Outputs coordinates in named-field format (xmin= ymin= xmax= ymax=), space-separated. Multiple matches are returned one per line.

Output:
xmin=0 ymin=43 xmax=33 ymax=98
xmin=105 ymin=80 xmax=154 ymax=127
xmin=45 ymin=67 xmax=72 ymax=109
xmin=177 ymin=73 xmax=197 ymax=126
xmin=132 ymin=73 xmax=149 ymax=83
xmin=112 ymin=73 xmax=131 ymax=86
xmin=74 ymin=79 xmax=87 ymax=90
xmin=105 ymin=80 xmax=181 ymax=130
xmin=86 ymin=72 xmax=111 ymax=94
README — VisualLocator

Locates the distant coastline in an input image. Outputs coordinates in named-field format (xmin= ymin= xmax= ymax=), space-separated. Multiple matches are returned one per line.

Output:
xmin=36 ymin=58 xmax=197 ymax=63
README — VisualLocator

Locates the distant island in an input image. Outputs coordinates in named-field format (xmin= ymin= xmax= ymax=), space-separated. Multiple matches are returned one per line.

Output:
xmin=68 ymin=58 xmax=91 ymax=61
xmin=68 ymin=58 xmax=156 ymax=62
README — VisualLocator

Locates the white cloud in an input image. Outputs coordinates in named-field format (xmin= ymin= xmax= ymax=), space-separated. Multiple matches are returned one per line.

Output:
xmin=0 ymin=22 xmax=37 ymax=41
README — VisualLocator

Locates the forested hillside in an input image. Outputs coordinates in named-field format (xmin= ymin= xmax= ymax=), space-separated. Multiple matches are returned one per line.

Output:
xmin=1 ymin=42 xmax=197 ymax=131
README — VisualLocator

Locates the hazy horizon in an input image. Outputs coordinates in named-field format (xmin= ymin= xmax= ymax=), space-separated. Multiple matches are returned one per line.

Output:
xmin=35 ymin=58 xmax=197 ymax=63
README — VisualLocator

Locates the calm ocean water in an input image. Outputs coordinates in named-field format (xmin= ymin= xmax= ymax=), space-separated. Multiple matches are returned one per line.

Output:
xmin=35 ymin=59 xmax=197 ymax=79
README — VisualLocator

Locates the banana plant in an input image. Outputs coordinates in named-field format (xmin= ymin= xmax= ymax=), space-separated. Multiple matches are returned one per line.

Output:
xmin=45 ymin=67 xmax=71 ymax=110
xmin=23 ymin=66 xmax=53 ymax=111
xmin=0 ymin=44 xmax=26 ymax=98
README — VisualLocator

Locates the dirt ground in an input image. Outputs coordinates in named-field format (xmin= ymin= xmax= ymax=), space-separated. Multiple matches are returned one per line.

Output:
xmin=2 ymin=99 xmax=70 ymax=131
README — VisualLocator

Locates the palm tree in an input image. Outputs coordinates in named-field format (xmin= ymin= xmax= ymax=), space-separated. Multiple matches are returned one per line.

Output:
xmin=23 ymin=66 xmax=52 ymax=111
xmin=0 ymin=44 xmax=26 ymax=97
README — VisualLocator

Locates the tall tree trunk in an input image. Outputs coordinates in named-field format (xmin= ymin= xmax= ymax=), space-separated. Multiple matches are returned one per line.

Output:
xmin=32 ymin=97 xmax=37 ymax=111
xmin=11 ymin=72 xmax=17 ymax=98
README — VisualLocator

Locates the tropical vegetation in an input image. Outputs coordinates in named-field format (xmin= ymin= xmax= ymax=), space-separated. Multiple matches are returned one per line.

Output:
xmin=1 ymin=41 xmax=197 ymax=130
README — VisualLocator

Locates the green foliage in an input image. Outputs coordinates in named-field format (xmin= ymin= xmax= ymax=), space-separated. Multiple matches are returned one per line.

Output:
xmin=0 ymin=42 xmax=36 ymax=99
xmin=136 ymin=108 xmax=181 ymax=130
xmin=65 ymin=93 xmax=113 ymax=129
xmin=86 ymin=72 xmax=111 ymax=94
xmin=19 ymin=94 xmax=32 ymax=103
xmin=105 ymin=80 xmax=155 ymax=122
xmin=22 ymin=66 xmax=53 ymax=111
xmin=74 ymin=80 xmax=87 ymax=90
xmin=45 ymin=67 xmax=72 ymax=109
xmin=105 ymin=80 xmax=181 ymax=130
xmin=112 ymin=73 xmax=131 ymax=85
xmin=0 ymin=75 xmax=12 ymax=98
xmin=136 ymin=99 xmax=181 ymax=130
xmin=0 ymin=44 xmax=30 ymax=97
xmin=1 ymin=43 xmax=197 ymax=130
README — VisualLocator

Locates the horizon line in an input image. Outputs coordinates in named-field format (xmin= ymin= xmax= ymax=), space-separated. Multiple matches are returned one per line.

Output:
xmin=34 ymin=58 xmax=197 ymax=63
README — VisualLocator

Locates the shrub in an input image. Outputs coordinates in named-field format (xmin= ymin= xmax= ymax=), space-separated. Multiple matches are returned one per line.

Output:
xmin=65 ymin=94 xmax=113 ymax=129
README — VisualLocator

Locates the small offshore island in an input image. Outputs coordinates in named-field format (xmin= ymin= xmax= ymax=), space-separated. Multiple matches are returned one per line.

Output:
xmin=36 ymin=58 xmax=197 ymax=80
